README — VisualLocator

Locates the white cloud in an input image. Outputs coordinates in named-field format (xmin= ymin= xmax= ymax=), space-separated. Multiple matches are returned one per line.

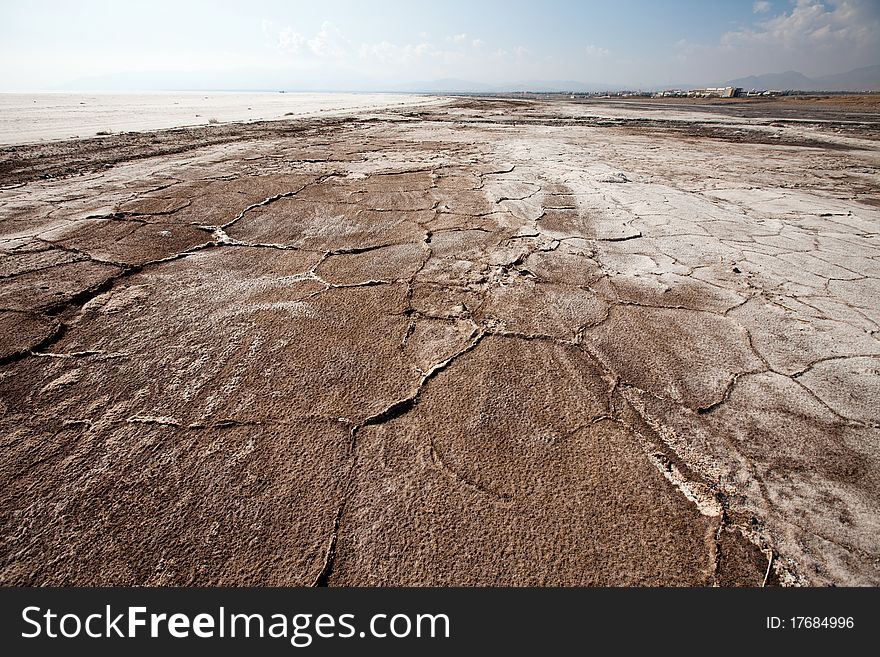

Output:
xmin=263 ymin=20 xmax=352 ymax=60
xmin=262 ymin=19 xmax=304 ymax=53
xmin=753 ymin=1 xmax=771 ymax=13
xmin=668 ymin=1 xmax=880 ymax=82
xmin=307 ymin=21 xmax=349 ymax=58
xmin=358 ymin=40 xmax=442 ymax=64
xmin=672 ymin=37 xmax=699 ymax=61
xmin=724 ymin=0 xmax=878 ymax=51
xmin=257 ymin=16 xmax=654 ymax=86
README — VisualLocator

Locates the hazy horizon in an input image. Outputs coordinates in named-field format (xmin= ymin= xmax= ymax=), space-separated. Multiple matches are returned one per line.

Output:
xmin=2 ymin=0 xmax=879 ymax=92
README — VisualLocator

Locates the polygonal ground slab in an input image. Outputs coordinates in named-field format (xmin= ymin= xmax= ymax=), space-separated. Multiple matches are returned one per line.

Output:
xmin=798 ymin=356 xmax=880 ymax=424
xmin=230 ymin=199 xmax=430 ymax=251
xmin=582 ymin=305 xmax=764 ymax=410
xmin=0 ymin=420 xmax=350 ymax=585
xmin=0 ymin=310 xmax=59 ymax=361
xmin=0 ymin=260 xmax=123 ymax=313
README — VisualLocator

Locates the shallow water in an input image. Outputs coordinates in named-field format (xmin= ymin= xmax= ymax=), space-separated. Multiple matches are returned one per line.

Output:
xmin=0 ymin=92 xmax=439 ymax=145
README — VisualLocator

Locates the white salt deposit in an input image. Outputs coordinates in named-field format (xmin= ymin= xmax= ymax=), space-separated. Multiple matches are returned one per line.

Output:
xmin=0 ymin=92 xmax=442 ymax=145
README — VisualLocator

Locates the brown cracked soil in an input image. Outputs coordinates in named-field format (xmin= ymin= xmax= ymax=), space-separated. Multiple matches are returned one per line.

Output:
xmin=1 ymin=96 xmax=879 ymax=586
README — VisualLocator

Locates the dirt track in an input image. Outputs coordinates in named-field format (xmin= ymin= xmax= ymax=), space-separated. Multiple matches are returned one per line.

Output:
xmin=1 ymin=97 xmax=878 ymax=586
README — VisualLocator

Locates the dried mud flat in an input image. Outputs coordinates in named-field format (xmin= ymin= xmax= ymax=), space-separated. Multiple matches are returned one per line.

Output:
xmin=1 ymin=96 xmax=878 ymax=586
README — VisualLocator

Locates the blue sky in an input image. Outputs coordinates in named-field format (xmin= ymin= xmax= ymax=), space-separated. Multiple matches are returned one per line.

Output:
xmin=1 ymin=0 xmax=877 ymax=90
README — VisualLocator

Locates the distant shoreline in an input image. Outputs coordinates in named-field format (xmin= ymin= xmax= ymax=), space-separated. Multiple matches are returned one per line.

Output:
xmin=0 ymin=92 xmax=442 ymax=146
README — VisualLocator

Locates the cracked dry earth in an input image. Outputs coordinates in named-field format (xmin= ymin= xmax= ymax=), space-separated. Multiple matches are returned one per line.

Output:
xmin=1 ymin=97 xmax=879 ymax=587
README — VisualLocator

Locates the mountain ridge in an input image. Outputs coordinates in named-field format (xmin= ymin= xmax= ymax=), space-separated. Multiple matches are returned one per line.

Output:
xmin=394 ymin=65 xmax=880 ymax=94
xmin=726 ymin=65 xmax=880 ymax=91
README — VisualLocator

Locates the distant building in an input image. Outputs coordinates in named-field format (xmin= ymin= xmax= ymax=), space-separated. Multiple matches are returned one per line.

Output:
xmin=744 ymin=89 xmax=785 ymax=97
xmin=687 ymin=86 xmax=742 ymax=98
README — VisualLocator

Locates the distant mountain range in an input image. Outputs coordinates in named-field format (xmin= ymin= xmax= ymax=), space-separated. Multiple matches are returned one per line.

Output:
xmin=393 ymin=65 xmax=880 ymax=94
xmin=391 ymin=79 xmax=617 ymax=93
xmin=726 ymin=65 xmax=880 ymax=91
xmin=55 ymin=64 xmax=879 ymax=95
